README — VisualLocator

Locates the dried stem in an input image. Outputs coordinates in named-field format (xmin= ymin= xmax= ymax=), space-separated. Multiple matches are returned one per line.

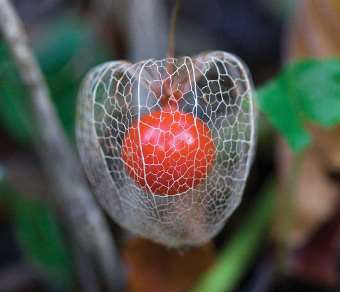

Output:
xmin=165 ymin=0 xmax=180 ymax=83
xmin=167 ymin=0 xmax=180 ymax=59
xmin=0 ymin=1 xmax=124 ymax=291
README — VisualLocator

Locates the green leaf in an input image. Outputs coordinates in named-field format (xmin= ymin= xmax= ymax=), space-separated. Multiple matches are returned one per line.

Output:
xmin=257 ymin=78 xmax=311 ymax=151
xmin=191 ymin=182 xmax=275 ymax=292
xmin=295 ymin=60 xmax=340 ymax=126
xmin=257 ymin=59 xmax=340 ymax=152
xmin=0 ymin=14 xmax=108 ymax=143
xmin=0 ymin=184 xmax=74 ymax=291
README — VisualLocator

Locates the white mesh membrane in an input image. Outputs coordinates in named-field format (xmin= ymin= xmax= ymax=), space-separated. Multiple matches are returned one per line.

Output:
xmin=76 ymin=51 xmax=256 ymax=247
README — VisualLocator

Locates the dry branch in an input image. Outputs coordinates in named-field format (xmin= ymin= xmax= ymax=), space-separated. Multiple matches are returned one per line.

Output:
xmin=0 ymin=1 xmax=123 ymax=291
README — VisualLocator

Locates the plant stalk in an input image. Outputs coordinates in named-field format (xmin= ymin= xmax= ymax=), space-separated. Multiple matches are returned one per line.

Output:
xmin=0 ymin=1 xmax=124 ymax=290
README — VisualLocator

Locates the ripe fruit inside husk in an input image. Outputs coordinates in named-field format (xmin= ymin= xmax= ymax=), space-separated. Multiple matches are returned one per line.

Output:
xmin=122 ymin=108 xmax=216 ymax=196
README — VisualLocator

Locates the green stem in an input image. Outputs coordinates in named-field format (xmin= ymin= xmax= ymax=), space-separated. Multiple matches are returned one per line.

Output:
xmin=191 ymin=182 xmax=275 ymax=292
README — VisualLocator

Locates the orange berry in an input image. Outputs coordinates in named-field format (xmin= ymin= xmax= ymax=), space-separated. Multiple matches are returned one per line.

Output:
xmin=122 ymin=109 xmax=216 ymax=195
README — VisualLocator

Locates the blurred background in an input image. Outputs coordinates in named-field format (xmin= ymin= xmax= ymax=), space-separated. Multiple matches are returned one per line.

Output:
xmin=0 ymin=0 xmax=339 ymax=291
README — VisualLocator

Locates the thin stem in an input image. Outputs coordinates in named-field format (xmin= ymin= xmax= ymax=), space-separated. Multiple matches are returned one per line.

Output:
xmin=0 ymin=1 xmax=124 ymax=291
xmin=167 ymin=0 xmax=180 ymax=60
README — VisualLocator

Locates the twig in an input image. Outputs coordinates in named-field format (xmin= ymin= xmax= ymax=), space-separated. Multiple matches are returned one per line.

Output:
xmin=0 ymin=1 xmax=124 ymax=291
xmin=167 ymin=0 xmax=180 ymax=59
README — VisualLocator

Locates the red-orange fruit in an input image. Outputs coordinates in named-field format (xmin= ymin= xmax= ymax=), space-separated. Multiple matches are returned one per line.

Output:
xmin=121 ymin=109 xmax=216 ymax=195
